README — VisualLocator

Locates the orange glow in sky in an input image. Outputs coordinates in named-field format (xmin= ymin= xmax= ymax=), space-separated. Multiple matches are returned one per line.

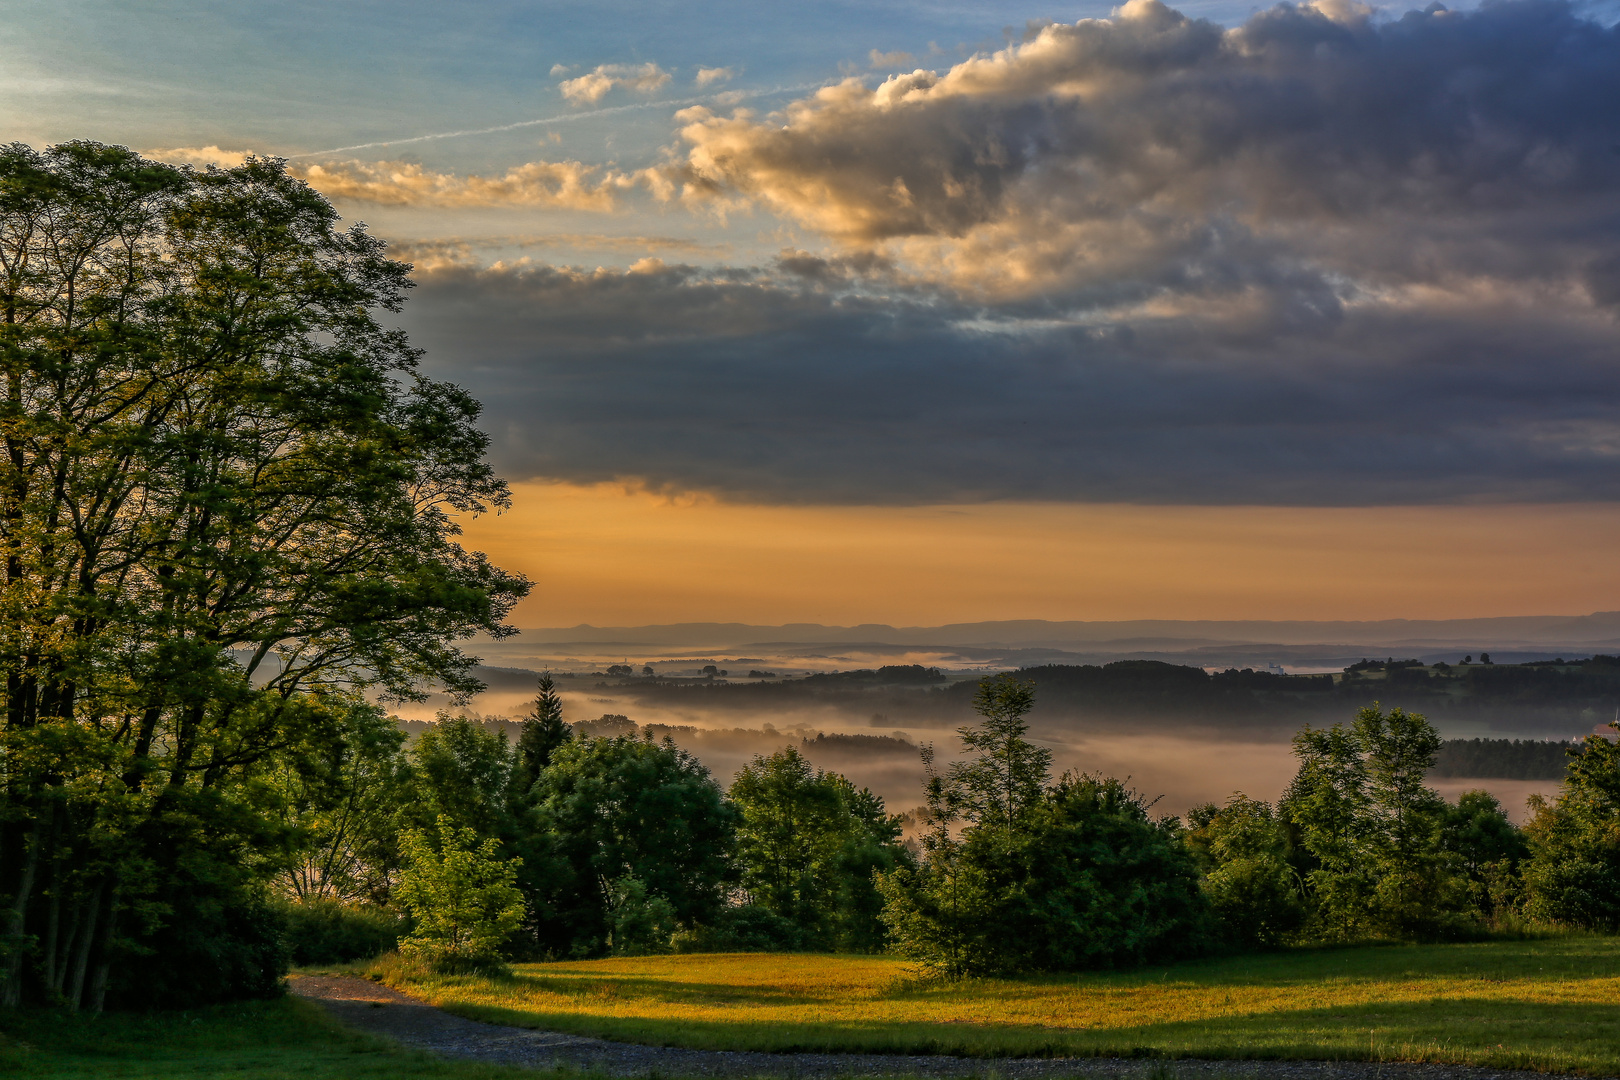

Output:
xmin=458 ymin=483 xmax=1620 ymax=626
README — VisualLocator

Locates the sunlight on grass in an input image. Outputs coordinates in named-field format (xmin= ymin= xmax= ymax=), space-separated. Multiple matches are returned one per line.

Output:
xmin=364 ymin=937 xmax=1620 ymax=1075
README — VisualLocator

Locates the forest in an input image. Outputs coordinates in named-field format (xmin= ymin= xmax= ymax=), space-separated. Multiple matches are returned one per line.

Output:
xmin=580 ymin=656 xmax=1620 ymax=736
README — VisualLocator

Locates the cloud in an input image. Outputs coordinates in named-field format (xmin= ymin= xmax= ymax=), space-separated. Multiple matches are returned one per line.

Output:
xmin=341 ymin=1 xmax=1620 ymax=511
xmin=290 ymin=159 xmax=659 ymax=210
xmin=145 ymin=148 xmax=656 ymax=211
xmin=397 ymin=253 xmax=1620 ymax=506
xmin=384 ymin=233 xmax=728 ymax=272
xmin=868 ymin=49 xmax=916 ymax=68
xmin=559 ymin=62 xmax=672 ymax=105
xmin=695 ymin=66 xmax=734 ymax=87
xmin=146 ymin=145 xmax=253 ymax=168
xmin=671 ymin=0 xmax=1620 ymax=301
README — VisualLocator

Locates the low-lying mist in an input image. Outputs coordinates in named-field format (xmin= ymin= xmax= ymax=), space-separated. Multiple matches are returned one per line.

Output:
xmin=395 ymin=686 xmax=1558 ymax=824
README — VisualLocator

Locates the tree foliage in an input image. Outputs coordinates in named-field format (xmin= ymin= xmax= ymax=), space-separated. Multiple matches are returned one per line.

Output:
xmin=1522 ymin=724 xmax=1620 ymax=929
xmin=0 ymin=142 xmax=527 ymax=1009
xmin=879 ymin=675 xmax=1208 ymax=977
xmin=396 ymin=817 xmax=524 ymax=970
xmin=1185 ymin=794 xmax=1304 ymax=948
xmin=269 ymin=699 xmax=413 ymax=906
xmin=1283 ymin=705 xmax=1472 ymax=941
xmin=530 ymin=734 xmax=735 ymax=957
xmin=512 ymin=674 xmax=570 ymax=799
xmin=728 ymin=746 xmax=909 ymax=951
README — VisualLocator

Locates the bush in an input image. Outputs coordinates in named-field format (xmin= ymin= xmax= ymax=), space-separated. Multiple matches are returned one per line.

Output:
xmin=606 ymin=875 xmax=679 ymax=955
xmin=881 ymin=776 xmax=1212 ymax=976
xmin=279 ymin=899 xmax=405 ymax=965
xmin=1188 ymin=795 xmax=1306 ymax=948
xmin=879 ymin=676 xmax=1211 ymax=977
xmin=395 ymin=816 xmax=525 ymax=969
xmin=1011 ymin=776 xmax=1212 ymax=970
xmin=673 ymin=905 xmax=807 ymax=953
xmin=106 ymin=888 xmax=288 ymax=1011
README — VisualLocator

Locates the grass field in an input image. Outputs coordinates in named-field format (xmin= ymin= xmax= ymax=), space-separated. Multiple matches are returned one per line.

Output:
xmin=0 ymin=994 xmax=544 ymax=1080
xmin=361 ymin=936 xmax=1620 ymax=1075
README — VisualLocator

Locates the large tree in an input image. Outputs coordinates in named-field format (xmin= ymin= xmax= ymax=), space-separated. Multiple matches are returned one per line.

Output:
xmin=0 ymin=142 xmax=528 ymax=1009
xmin=531 ymin=734 xmax=735 ymax=957
xmin=1283 ymin=705 xmax=1472 ymax=940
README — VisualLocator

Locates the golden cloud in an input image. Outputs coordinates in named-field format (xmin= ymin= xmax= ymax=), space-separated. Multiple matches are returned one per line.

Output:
xmin=668 ymin=0 xmax=1620 ymax=301
xmin=150 ymin=149 xmax=665 ymax=212
xmin=294 ymin=159 xmax=628 ymax=209
xmin=559 ymin=62 xmax=671 ymax=105
xmin=145 ymin=145 xmax=254 ymax=168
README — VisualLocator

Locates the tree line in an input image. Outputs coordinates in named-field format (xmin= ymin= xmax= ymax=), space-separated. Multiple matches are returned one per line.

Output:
xmin=592 ymin=656 xmax=1620 ymax=735
xmin=1432 ymin=738 xmax=1577 ymax=780
xmin=278 ymin=675 xmax=909 ymax=969
xmin=308 ymin=673 xmax=1620 ymax=982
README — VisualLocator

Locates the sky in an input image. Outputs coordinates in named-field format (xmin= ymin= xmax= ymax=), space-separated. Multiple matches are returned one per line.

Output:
xmin=10 ymin=0 xmax=1620 ymax=627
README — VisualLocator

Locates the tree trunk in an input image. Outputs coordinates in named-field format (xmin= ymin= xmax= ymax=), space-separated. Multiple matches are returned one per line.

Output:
xmin=49 ymin=891 xmax=84 ymax=998
xmin=65 ymin=878 xmax=102 ymax=1011
xmin=41 ymin=859 xmax=60 ymax=993
xmin=0 ymin=811 xmax=45 ymax=1007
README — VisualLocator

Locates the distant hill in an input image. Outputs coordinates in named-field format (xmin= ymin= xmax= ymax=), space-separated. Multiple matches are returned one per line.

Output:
xmin=459 ymin=656 xmax=1620 ymax=740
xmin=512 ymin=613 xmax=1620 ymax=651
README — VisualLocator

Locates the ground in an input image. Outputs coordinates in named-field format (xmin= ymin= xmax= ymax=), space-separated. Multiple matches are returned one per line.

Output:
xmin=353 ymin=937 xmax=1620 ymax=1075
xmin=0 ymin=993 xmax=537 ymax=1080
xmin=9 ymin=937 xmax=1617 ymax=1078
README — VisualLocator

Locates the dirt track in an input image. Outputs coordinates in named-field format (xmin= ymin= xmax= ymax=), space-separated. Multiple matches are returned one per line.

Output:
xmin=290 ymin=974 xmax=1595 ymax=1080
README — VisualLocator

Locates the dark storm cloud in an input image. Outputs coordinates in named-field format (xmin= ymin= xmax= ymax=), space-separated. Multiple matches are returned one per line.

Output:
xmin=398 ymin=1 xmax=1620 ymax=506
xmin=401 ymin=256 xmax=1620 ymax=505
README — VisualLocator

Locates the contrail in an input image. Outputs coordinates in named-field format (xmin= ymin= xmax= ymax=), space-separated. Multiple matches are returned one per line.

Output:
xmin=288 ymin=84 xmax=824 ymax=159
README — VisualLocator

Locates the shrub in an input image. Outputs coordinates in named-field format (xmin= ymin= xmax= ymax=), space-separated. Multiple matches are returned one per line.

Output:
xmin=395 ymin=816 xmax=524 ymax=970
xmin=878 ymin=676 xmax=1210 ymax=977
xmin=672 ymin=904 xmax=807 ymax=953
xmin=279 ymin=899 xmax=406 ymax=965
xmin=106 ymin=888 xmax=288 ymax=1011
xmin=606 ymin=875 xmax=679 ymax=956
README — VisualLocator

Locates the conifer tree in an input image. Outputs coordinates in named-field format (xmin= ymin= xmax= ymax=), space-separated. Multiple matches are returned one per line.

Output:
xmin=513 ymin=673 xmax=570 ymax=797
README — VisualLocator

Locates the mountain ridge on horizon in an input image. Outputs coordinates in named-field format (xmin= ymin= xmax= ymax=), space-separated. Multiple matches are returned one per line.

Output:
xmin=514 ymin=612 xmax=1620 ymax=649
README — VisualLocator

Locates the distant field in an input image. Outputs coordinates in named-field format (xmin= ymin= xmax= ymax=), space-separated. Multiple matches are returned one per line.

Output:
xmin=0 ymin=996 xmax=536 ymax=1080
xmin=364 ymin=936 xmax=1620 ymax=1075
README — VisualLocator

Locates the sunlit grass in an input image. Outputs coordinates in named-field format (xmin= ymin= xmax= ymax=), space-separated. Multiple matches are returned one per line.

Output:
xmin=359 ymin=936 xmax=1620 ymax=1075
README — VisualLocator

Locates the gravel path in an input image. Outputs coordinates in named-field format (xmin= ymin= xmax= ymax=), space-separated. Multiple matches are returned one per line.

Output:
xmin=290 ymin=974 xmax=1594 ymax=1080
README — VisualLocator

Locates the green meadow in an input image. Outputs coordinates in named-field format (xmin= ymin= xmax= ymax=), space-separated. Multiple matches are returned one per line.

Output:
xmin=0 ymin=996 xmax=538 ymax=1080
xmin=358 ymin=936 xmax=1620 ymax=1075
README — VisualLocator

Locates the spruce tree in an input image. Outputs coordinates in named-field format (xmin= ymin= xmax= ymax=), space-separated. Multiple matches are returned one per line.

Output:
xmin=513 ymin=673 xmax=570 ymax=797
